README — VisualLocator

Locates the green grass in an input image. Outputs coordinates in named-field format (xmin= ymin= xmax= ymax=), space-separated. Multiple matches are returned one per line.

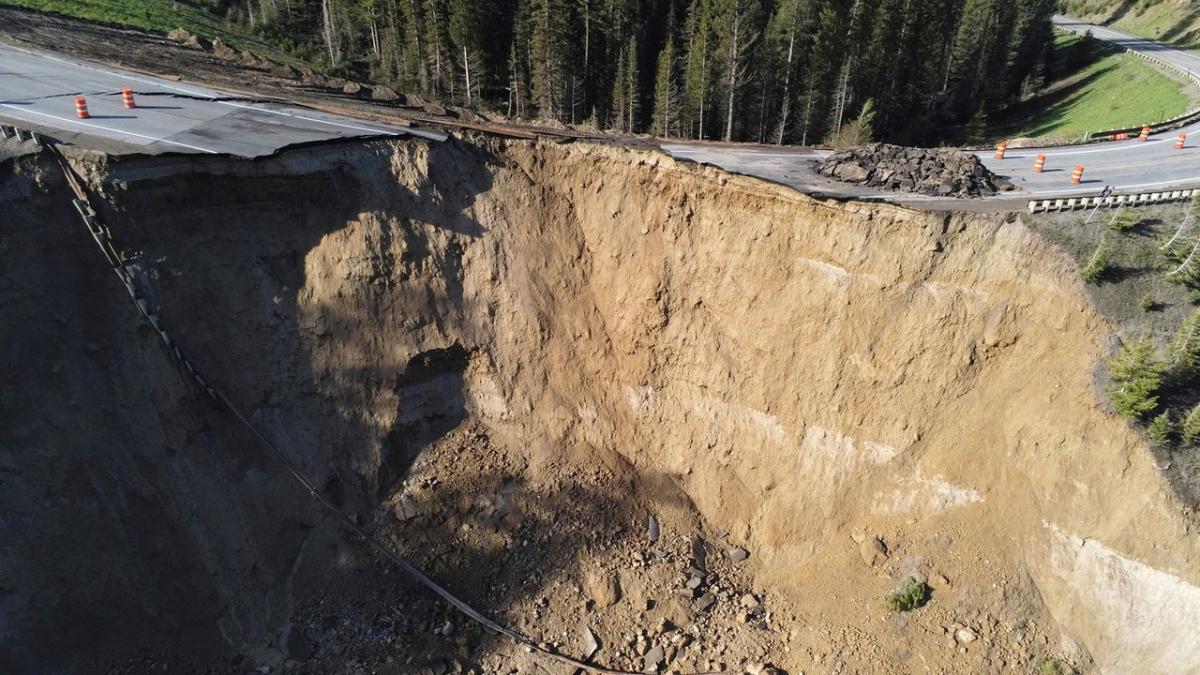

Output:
xmin=0 ymin=0 xmax=309 ymax=66
xmin=1064 ymin=0 xmax=1200 ymax=53
xmin=993 ymin=32 xmax=1196 ymax=142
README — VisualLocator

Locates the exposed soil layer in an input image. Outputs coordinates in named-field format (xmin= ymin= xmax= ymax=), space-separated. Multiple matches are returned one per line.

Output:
xmin=2 ymin=136 xmax=1199 ymax=675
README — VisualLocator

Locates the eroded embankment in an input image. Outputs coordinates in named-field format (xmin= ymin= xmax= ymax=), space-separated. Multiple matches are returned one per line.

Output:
xmin=1 ymin=137 xmax=1198 ymax=674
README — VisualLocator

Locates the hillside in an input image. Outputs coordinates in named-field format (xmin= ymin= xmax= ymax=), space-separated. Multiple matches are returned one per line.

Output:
xmin=992 ymin=30 xmax=1198 ymax=143
xmin=1063 ymin=0 xmax=1200 ymax=52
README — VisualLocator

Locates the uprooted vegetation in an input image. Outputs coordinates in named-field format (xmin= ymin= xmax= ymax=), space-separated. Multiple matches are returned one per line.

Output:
xmin=5 ymin=137 xmax=1200 ymax=675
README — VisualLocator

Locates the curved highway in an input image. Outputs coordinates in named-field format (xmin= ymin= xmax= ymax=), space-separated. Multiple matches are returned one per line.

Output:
xmin=2 ymin=13 xmax=1198 ymax=207
xmin=664 ymin=15 xmax=1200 ymax=209
xmin=0 ymin=39 xmax=445 ymax=157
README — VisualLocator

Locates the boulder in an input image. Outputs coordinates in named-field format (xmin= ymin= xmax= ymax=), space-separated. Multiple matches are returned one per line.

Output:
xmin=817 ymin=143 xmax=1002 ymax=199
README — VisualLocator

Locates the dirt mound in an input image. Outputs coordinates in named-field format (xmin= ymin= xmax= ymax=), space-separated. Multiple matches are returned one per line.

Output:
xmin=817 ymin=143 xmax=1009 ymax=198
xmin=3 ymin=138 xmax=1200 ymax=675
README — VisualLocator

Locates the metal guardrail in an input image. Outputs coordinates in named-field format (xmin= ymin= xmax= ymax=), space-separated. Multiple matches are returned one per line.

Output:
xmin=0 ymin=122 xmax=41 ymax=145
xmin=1028 ymin=189 xmax=1200 ymax=213
xmin=1054 ymin=25 xmax=1200 ymax=141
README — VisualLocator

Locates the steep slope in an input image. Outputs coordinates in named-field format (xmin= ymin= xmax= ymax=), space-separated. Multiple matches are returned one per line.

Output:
xmin=1 ymin=137 xmax=1197 ymax=674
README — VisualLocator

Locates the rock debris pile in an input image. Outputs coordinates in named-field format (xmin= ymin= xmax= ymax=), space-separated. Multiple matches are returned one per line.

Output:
xmin=817 ymin=143 xmax=1011 ymax=198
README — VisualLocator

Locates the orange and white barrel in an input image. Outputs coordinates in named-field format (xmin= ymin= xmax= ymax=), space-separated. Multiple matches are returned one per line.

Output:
xmin=1071 ymin=165 xmax=1085 ymax=184
xmin=1033 ymin=155 xmax=1047 ymax=173
xmin=75 ymin=96 xmax=89 ymax=119
xmin=994 ymin=141 xmax=1008 ymax=160
xmin=122 ymin=87 xmax=136 ymax=109
xmin=1139 ymin=126 xmax=1152 ymax=142
xmin=1177 ymin=133 xmax=1188 ymax=150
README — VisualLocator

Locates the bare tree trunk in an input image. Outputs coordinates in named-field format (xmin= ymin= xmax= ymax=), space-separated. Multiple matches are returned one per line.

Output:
xmin=801 ymin=68 xmax=815 ymax=146
xmin=723 ymin=9 xmax=742 ymax=142
xmin=322 ymin=0 xmax=339 ymax=66
xmin=463 ymin=45 xmax=473 ymax=107
xmin=776 ymin=28 xmax=795 ymax=145
xmin=699 ymin=44 xmax=707 ymax=140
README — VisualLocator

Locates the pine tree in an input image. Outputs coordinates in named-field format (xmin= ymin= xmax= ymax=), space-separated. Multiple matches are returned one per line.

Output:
xmin=1106 ymin=338 xmax=1163 ymax=420
xmin=609 ymin=37 xmax=638 ymax=131
xmin=712 ymin=0 xmax=760 ymax=142
xmin=204 ymin=0 xmax=1058 ymax=146
xmin=1080 ymin=233 xmax=1111 ymax=284
xmin=1182 ymin=403 xmax=1200 ymax=444
xmin=530 ymin=0 xmax=567 ymax=120
xmin=682 ymin=1 xmax=714 ymax=139
xmin=422 ymin=0 xmax=452 ymax=97
xmin=1167 ymin=308 xmax=1200 ymax=379
xmin=652 ymin=35 xmax=678 ymax=136
xmin=448 ymin=0 xmax=485 ymax=106
xmin=1147 ymin=411 xmax=1175 ymax=448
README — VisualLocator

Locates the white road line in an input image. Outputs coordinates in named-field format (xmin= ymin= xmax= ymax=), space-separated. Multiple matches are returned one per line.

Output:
xmin=0 ymin=103 xmax=220 ymax=154
xmin=218 ymin=100 xmax=395 ymax=135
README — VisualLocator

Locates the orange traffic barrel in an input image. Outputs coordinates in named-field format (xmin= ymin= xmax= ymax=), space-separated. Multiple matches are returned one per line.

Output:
xmin=1177 ymin=133 xmax=1188 ymax=150
xmin=75 ymin=96 xmax=89 ymax=119
xmin=1139 ymin=126 xmax=1151 ymax=142
xmin=1071 ymin=165 xmax=1085 ymax=184
xmin=121 ymin=87 xmax=136 ymax=109
xmin=994 ymin=141 xmax=1008 ymax=160
xmin=1033 ymin=155 xmax=1047 ymax=173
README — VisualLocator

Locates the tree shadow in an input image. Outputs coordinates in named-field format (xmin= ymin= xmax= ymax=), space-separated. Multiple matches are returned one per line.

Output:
xmin=992 ymin=65 xmax=1117 ymax=138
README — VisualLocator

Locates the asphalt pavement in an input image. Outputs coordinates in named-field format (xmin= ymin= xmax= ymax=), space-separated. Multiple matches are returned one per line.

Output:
xmin=663 ymin=15 xmax=1200 ymax=209
xmin=0 ymin=39 xmax=446 ymax=157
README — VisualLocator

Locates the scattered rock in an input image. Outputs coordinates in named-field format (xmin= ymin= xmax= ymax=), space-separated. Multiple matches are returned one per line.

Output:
xmin=342 ymin=82 xmax=364 ymax=96
xmin=166 ymin=27 xmax=204 ymax=49
xmin=693 ymin=593 xmax=716 ymax=612
xmin=371 ymin=85 xmax=401 ymax=102
xmin=643 ymin=645 xmax=664 ymax=672
xmin=727 ymin=547 xmax=749 ymax=563
xmin=586 ymin=571 xmax=621 ymax=608
xmin=817 ymin=143 xmax=1003 ymax=199
xmin=931 ymin=573 xmax=951 ymax=589
xmin=582 ymin=626 xmax=600 ymax=660
xmin=858 ymin=536 xmax=888 ymax=567
xmin=210 ymin=37 xmax=239 ymax=61
xmin=647 ymin=515 xmax=660 ymax=543
xmin=739 ymin=593 xmax=760 ymax=611
xmin=955 ymin=627 xmax=978 ymax=644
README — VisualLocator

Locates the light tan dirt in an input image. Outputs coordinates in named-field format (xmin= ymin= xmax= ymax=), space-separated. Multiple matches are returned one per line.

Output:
xmin=2 ymin=136 xmax=1198 ymax=674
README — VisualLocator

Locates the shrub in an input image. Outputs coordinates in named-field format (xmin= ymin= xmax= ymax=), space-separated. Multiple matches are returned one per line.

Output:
xmin=1148 ymin=411 xmax=1175 ymax=447
xmin=1139 ymin=294 xmax=1157 ymax=312
xmin=885 ymin=576 xmax=931 ymax=612
xmin=825 ymin=99 xmax=876 ymax=147
xmin=1081 ymin=233 xmax=1111 ymax=284
xmin=1106 ymin=338 xmax=1163 ymax=420
xmin=1166 ymin=308 xmax=1200 ymax=378
xmin=1183 ymin=404 xmax=1200 ymax=444
xmin=1039 ymin=658 xmax=1073 ymax=675
xmin=1110 ymin=209 xmax=1140 ymax=232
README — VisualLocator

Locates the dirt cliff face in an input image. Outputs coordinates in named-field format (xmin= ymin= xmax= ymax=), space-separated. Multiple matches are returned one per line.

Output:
xmin=2 ymin=137 xmax=1197 ymax=674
